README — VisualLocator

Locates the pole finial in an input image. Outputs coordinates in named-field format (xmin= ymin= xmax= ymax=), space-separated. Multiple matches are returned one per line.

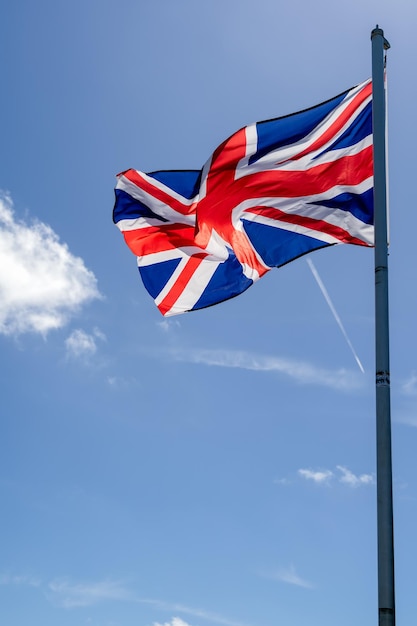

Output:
xmin=371 ymin=26 xmax=390 ymax=50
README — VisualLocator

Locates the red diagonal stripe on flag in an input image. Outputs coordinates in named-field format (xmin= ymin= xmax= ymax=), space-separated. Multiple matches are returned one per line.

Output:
xmin=123 ymin=170 xmax=196 ymax=216
xmin=157 ymin=254 xmax=207 ymax=315
xmin=246 ymin=205 xmax=371 ymax=246
xmin=124 ymin=224 xmax=196 ymax=256
xmin=290 ymin=81 xmax=372 ymax=161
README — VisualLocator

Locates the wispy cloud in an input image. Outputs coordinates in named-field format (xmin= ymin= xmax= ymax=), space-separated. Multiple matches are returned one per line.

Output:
xmin=297 ymin=466 xmax=374 ymax=487
xmin=0 ymin=573 xmax=41 ymax=587
xmin=336 ymin=465 xmax=373 ymax=487
xmin=0 ymin=193 xmax=101 ymax=337
xmin=47 ymin=579 xmax=131 ymax=608
xmin=139 ymin=598 xmax=250 ymax=626
xmin=8 ymin=575 xmax=249 ymax=626
xmin=164 ymin=347 xmax=362 ymax=391
xmin=298 ymin=468 xmax=333 ymax=484
xmin=157 ymin=319 xmax=181 ymax=333
xmin=260 ymin=565 xmax=314 ymax=589
xmin=395 ymin=413 xmax=417 ymax=428
xmin=273 ymin=477 xmax=291 ymax=486
xmin=390 ymin=371 xmax=417 ymax=427
xmin=154 ymin=619 xmax=193 ymax=626
xmin=401 ymin=371 xmax=417 ymax=396
xmin=65 ymin=328 xmax=106 ymax=359
xmin=106 ymin=375 xmax=135 ymax=389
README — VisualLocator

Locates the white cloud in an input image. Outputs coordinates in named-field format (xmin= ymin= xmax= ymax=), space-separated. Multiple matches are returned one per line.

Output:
xmin=336 ymin=465 xmax=374 ymax=487
xmin=65 ymin=329 xmax=97 ymax=358
xmin=392 ymin=372 xmax=417 ymax=427
xmin=0 ymin=573 xmax=41 ymax=587
xmin=106 ymin=375 xmax=135 ymax=389
xmin=261 ymin=565 xmax=313 ymax=589
xmin=165 ymin=347 xmax=362 ymax=391
xmin=274 ymin=477 xmax=291 ymax=486
xmin=139 ymin=598 xmax=249 ymax=626
xmin=401 ymin=371 xmax=417 ymax=395
xmin=1 ymin=573 xmax=249 ymax=626
xmin=0 ymin=193 xmax=100 ymax=336
xmin=65 ymin=327 xmax=106 ymax=359
xmin=297 ymin=466 xmax=374 ymax=487
xmin=91 ymin=326 xmax=107 ymax=342
xmin=396 ymin=413 xmax=417 ymax=427
xmin=153 ymin=619 xmax=193 ymax=626
xmin=298 ymin=468 xmax=333 ymax=484
xmin=157 ymin=319 xmax=181 ymax=333
xmin=47 ymin=579 xmax=130 ymax=608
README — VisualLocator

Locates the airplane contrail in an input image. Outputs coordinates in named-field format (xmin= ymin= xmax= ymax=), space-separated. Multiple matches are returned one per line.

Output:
xmin=306 ymin=258 xmax=365 ymax=374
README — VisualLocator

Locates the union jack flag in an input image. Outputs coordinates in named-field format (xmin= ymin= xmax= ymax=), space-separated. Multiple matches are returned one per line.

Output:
xmin=113 ymin=79 xmax=373 ymax=316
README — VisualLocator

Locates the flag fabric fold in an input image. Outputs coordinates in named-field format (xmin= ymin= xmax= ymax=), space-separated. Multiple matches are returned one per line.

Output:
xmin=113 ymin=79 xmax=373 ymax=316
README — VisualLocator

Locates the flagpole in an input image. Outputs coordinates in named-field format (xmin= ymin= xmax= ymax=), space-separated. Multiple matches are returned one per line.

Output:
xmin=371 ymin=26 xmax=395 ymax=626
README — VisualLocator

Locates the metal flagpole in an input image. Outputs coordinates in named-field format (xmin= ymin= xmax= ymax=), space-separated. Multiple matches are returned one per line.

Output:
xmin=371 ymin=26 xmax=395 ymax=626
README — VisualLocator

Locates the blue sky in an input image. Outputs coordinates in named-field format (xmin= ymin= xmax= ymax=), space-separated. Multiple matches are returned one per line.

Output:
xmin=1 ymin=2 xmax=417 ymax=626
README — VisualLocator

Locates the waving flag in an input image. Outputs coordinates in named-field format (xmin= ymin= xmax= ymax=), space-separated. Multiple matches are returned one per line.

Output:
xmin=113 ymin=79 xmax=373 ymax=316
